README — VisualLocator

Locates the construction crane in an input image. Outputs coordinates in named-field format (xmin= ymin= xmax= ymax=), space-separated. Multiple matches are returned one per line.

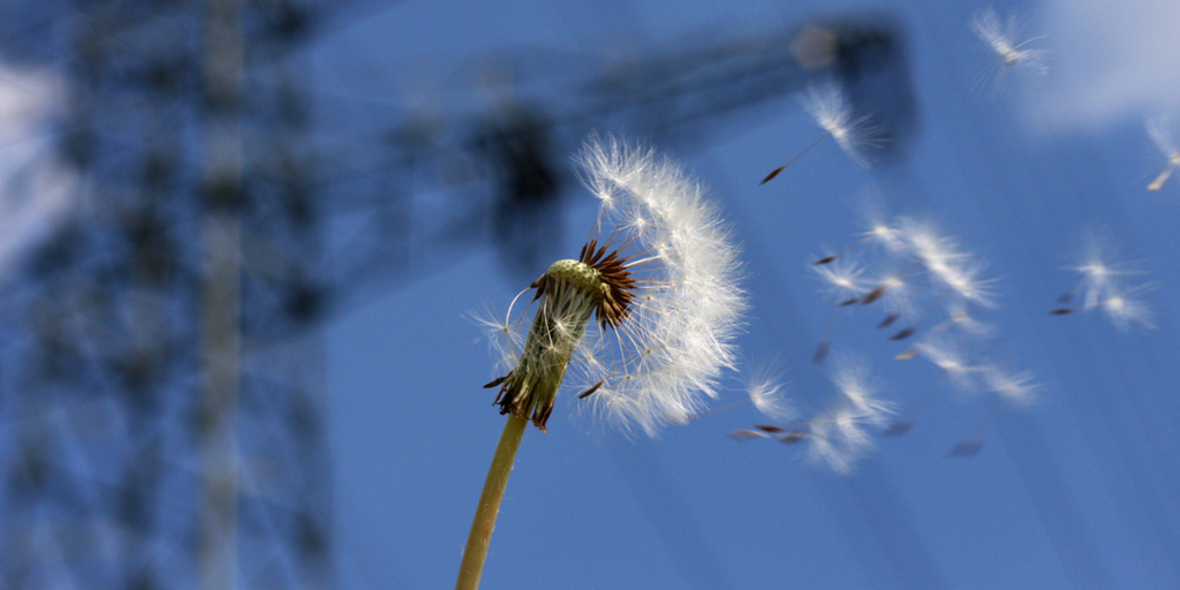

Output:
xmin=0 ymin=2 xmax=915 ymax=587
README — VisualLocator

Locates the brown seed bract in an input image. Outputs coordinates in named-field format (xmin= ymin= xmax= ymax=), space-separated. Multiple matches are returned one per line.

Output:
xmin=579 ymin=240 xmax=637 ymax=330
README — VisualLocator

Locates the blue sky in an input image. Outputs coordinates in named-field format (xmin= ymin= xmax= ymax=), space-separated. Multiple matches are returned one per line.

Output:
xmin=320 ymin=1 xmax=1180 ymax=589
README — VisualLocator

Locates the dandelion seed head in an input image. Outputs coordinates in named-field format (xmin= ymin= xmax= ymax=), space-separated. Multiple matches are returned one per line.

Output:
xmin=498 ymin=135 xmax=747 ymax=436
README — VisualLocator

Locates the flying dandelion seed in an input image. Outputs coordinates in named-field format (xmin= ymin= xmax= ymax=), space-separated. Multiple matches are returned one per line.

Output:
xmin=1146 ymin=115 xmax=1180 ymax=191
xmin=981 ymin=366 xmax=1038 ymax=407
xmin=829 ymin=354 xmax=895 ymax=426
xmin=745 ymin=370 xmax=795 ymax=422
xmin=806 ymin=409 xmax=877 ymax=474
xmin=733 ymin=353 xmax=893 ymax=474
xmin=801 ymin=82 xmax=885 ymax=168
xmin=810 ymin=257 xmax=868 ymax=362
xmin=970 ymin=6 xmax=1047 ymax=92
xmin=914 ymin=332 xmax=984 ymax=391
xmin=812 ymin=203 xmax=906 ymax=265
xmin=761 ymin=81 xmax=884 ymax=183
xmin=810 ymin=214 xmax=998 ymax=365
xmin=897 ymin=217 xmax=996 ymax=308
xmin=797 ymin=206 xmax=1038 ymax=462
xmin=1051 ymin=232 xmax=1155 ymax=331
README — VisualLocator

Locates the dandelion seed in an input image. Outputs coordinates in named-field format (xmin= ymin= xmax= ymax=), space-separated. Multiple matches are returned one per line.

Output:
xmin=810 ymin=210 xmax=904 ymax=266
xmin=829 ymin=355 xmax=894 ymax=426
xmin=898 ymin=218 xmax=995 ymax=307
xmin=887 ymin=327 xmax=915 ymax=341
xmin=981 ymin=366 xmax=1038 ymax=406
xmin=746 ymin=373 xmax=794 ymax=421
xmin=807 ymin=409 xmax=876 ymax=474
xmin=736 ymin=354 xmax=893 ymax=473
xmin=915 ymin=335 xmax=982 ymax=390
xmin=813 ymin=257 xmax=868 ymax=301
xmin=1053 ymin=232 xmax=1155 ymax=331
xmin=811 ymin=257 xmax=868 ymax=364
xmin=801 ymin=81 xmax=884 ymax=168
xmin=971 ymin=7 xmax=1047 ymax=77
xmin=943 ymin=300 xmax=995 ymax=338
xmin=1100 ymin=289 xmax=1156 ymax=330
xmin=1146 ymin=116 xmax=1180 ymax=191
xmin=863 ymin=220 xmax=907 ymax=254
xmin=761 ymin=81 xmax=883 ymax=183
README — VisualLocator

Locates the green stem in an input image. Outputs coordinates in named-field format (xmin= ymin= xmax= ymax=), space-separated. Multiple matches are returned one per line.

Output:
xmin=455 ymin=414 xmax=528 ymax=590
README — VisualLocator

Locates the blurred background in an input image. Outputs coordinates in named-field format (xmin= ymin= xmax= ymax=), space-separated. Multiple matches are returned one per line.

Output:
xmin=1 ymin=0 xmax=1179 ymax=589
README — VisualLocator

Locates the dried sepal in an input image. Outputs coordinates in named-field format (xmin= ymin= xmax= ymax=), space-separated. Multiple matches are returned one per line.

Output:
xmin=580 ymin=239 xmax=637 ymax=329
xmin=483 ymin=374 xmax=509 ymax=389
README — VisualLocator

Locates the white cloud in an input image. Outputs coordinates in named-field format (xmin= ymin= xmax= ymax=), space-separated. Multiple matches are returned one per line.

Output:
xmin=1034 ymin=0 xmax=1180 ymax=129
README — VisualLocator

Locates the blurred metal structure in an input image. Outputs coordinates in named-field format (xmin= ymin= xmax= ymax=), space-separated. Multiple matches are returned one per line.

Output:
xmin=0 ymin=2 xmax=916 ymax=588
xmin=328 ymin=13 xmax=918 ymax=290
xmin=0 ymin=0 xmax=334 ymax=588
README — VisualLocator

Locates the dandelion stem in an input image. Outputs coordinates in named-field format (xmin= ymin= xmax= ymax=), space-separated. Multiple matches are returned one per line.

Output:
xmin=456 ymin=414 xmax=528 ymax=590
